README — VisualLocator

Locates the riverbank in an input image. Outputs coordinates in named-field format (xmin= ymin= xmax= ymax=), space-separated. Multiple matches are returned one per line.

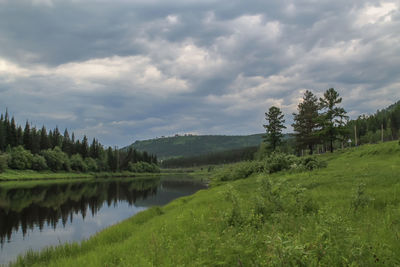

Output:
xmin=0 ymin=169 xmax=162 ymax=181
xmin=10 ymin=141 xmax=400 ymax=266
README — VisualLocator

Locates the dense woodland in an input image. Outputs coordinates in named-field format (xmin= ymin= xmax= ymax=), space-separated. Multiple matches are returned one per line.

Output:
xmin=0 ymin=111 xmax=158 ymax=173
xmin=127 ymin=134 xmax=263 ymax=159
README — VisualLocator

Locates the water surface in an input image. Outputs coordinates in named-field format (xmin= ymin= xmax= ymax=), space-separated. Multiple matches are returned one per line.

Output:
xmin=0 ymin=176 xmax=206 ymax=265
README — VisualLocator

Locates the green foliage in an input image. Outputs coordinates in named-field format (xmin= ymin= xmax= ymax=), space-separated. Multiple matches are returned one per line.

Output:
xmin=70 ymin=154 xmax=88 ymax=172
xmin=8 ymin=146 xmax=33 ymax=170
xmin=0 ymin=153 xmax=8 ymax=172
xmin=41 ymin=147 xmax=71 ymax=172
xmin=297 ymin=155 xmax=328 ymax=171
xmin=350 ymin=183 xmax=373 ymax=213
xmin=84 ymin=157 xmax=98 ymax=172
xmin=128 ymin=161 xmax=160 ymax=173
xmin=31 ymin=154 xmax=48 ymax=171
xmin=214 ymin=161 xmax=264 ymax=181
xmin=265 ymin=152 xmax=297 ymax=173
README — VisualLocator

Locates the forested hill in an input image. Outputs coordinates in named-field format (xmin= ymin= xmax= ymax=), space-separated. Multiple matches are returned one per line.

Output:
xmin=125 ymin=134 xmax=265 ymax=159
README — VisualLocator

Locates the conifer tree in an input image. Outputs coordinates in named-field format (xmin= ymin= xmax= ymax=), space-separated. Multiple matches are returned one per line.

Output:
xmin=30 ymin=127 xmax=41 ymax=154
xmin=263 ymin=106 xmax=286 ymax=151
xmin=81 ymin=135 xmax=89 ymax=158
xmin=107 ymin=147 xmax=115 ymax=171
xmin=9 ymin=117 xmax=17 ymax=147
xmin=292 ymin=90 xmax=320 ymax=155
xmin=16 ymin=126 xmax=23 ymax=146
xmin=319 ymin=88 xmax=348 ymax=152
xmin=23 ymin=121 xmax=31 ymax=150
xmin=62 ymin=129 xmax=72 ymax=156
xmin=0 ymin=116 xmax=5 ymax=151
xmin=40 ymin=126 xmax=49 ymax=150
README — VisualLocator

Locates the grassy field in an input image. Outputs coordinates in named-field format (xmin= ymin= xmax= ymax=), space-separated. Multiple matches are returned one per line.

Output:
xmin=10 ymin=141 xmax=400 ymax=266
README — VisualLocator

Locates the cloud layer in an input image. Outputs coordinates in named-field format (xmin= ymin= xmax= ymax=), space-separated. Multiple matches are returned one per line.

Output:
xmin=1 ymin=0 xmax=399 ymax=146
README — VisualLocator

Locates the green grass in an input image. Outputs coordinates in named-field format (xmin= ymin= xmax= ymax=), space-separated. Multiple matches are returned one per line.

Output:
xmin=0 ymin=170 xmax=166 ymax=181
xmin=9 ymin=141 xmax=400 ymax=266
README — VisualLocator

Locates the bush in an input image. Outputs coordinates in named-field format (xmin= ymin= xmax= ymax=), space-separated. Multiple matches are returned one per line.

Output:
xmin=85 ymin=157 xmax=98 ymax=172
xmin=128 ymin=162 xmax=160 ymax=173
xmin=297 ymin=156 xmax=327 ymax=171
xmin=31 ymin=154 xmax=48 ymax=171
xmin=214 ymin=161 xmax=264 ymax=181
xmin=265 ymin=152 xmax=297 ymax=174
xmin=70 ymin=154 xmax=88 ymax=172
xmin=8 ymin=146 xmax=33 ymax=170
xmin=0 ymin=153 xmax=8 ymax=172
xmin=41 ymin=147 xmax=71 ymax=171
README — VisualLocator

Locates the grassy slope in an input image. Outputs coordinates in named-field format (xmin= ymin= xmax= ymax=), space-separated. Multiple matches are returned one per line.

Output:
xmin=127 ymin=134 xmax=264 ymax=159
xmin=11 ymin=141 xmax=400 ymax=266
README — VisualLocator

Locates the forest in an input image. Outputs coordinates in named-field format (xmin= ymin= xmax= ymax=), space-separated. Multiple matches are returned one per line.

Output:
xmin=0 ymin=111 xmax=158 ymax=174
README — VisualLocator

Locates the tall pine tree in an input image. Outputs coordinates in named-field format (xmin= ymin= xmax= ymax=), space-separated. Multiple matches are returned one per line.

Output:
xmin=263 ymin=106 xmax=286 ymax=151
xmin=319 ymin=88 xmax=348 ymax=152
xmin=292 ymin=90 xmax=320 ymax=155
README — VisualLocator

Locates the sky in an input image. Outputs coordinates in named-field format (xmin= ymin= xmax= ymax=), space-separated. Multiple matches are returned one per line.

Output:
xmin=0 ymin=0 xmax=399 ymax=147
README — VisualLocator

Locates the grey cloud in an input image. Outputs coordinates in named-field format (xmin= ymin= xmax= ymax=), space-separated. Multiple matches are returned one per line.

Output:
xmin=0 ymin=0 xmax=399 ymax=146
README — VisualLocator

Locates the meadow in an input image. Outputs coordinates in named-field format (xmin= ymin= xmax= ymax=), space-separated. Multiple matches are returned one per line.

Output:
xmin=9 ymin=141 xmax=400 ymax=266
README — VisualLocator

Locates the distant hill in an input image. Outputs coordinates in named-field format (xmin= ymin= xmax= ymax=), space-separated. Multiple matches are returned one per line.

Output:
xmin=125 ymin=134 xmax=265 ymax=159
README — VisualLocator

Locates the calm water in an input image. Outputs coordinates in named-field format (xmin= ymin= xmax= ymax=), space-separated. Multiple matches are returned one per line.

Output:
xmin=0 ymin=176 xmax=207 ymax=265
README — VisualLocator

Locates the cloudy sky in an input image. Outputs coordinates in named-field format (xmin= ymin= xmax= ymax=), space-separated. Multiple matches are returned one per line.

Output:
xmin=0 ymin=0 xmax=399 ymax=147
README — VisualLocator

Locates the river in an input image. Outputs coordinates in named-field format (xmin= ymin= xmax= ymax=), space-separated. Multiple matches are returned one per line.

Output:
xmin=0 ymin=175 xmax=207 ymax=265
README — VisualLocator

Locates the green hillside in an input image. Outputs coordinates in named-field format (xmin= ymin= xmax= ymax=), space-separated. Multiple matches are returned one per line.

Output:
xmin=13 ymin=141 xmax=400 ymax=266
xmin=126 ymin=134 xmax=265 ymax=159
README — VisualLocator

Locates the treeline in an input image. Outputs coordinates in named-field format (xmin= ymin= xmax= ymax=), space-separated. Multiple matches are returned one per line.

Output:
xmin=161 ymin=146 xmax=258 ymax=168
xmin=264 ymin=89 xmax=400 ymax=155
xmin=347 ymin=100 xmax=400 ymax=144
xmin=0 ymin=110 xmax=158 ymax=173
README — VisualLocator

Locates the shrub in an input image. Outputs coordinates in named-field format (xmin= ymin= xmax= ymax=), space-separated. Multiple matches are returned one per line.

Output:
xmin=265 ymin=152 xmax=297 ymax=173
xmin=31 ymin=154 xmax=48 ymax=171
xmin=41 ymin=147 xmax=71 ymax=171
xmin=8 ymin=146 xmax=33 ymax=170
xmin=298 ymin=156 xmax=327 ymax=170
xmin=85 ymin=157 xmax=98 ymax=172
xmin=128 ymin=162 xmax=160 ymax=173
xmin=214 ymin=161 xmax=264 ymax=181
xmin=0 ymin=153 xmax=8 ymax=172
xmin=70 ymin=154 xmax=88 ymax=172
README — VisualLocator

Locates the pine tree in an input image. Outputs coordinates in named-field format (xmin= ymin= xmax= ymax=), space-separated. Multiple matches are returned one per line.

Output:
xmin=9 ymin=117 xmax=17 ymax=147
xmin=0 ymin=115 xmax=5 ymax=151
xmin=23 ymin=121 xmax=31 ymax=150
xmin=292 ymin=90 xmax=320 ymax=155
xmin=52 ymin=127 xmax=62 ymax=148
xmin=107 ymin=147 xmax=115 ymax=171
xmin=16 ymin=126 xmax=23 ymax=146
xmin=81 ymin=135 xmax=89 ymax=158
xmin=319 ymin=88 xmax=348 ymax=152
xmin=263 ymin=106 xmax=286 ymax=151
xmin=30 ymin=127 xmax=41 ymax=154
xmin=40 ymin=126 xmax=49 ymax=150
xmin=62 ymin=129 xmax=72 ymax=156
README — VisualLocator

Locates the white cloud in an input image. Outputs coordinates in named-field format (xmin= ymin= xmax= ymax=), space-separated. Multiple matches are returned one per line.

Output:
xmin=355 ymin=2 xmax=398 ymax=27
